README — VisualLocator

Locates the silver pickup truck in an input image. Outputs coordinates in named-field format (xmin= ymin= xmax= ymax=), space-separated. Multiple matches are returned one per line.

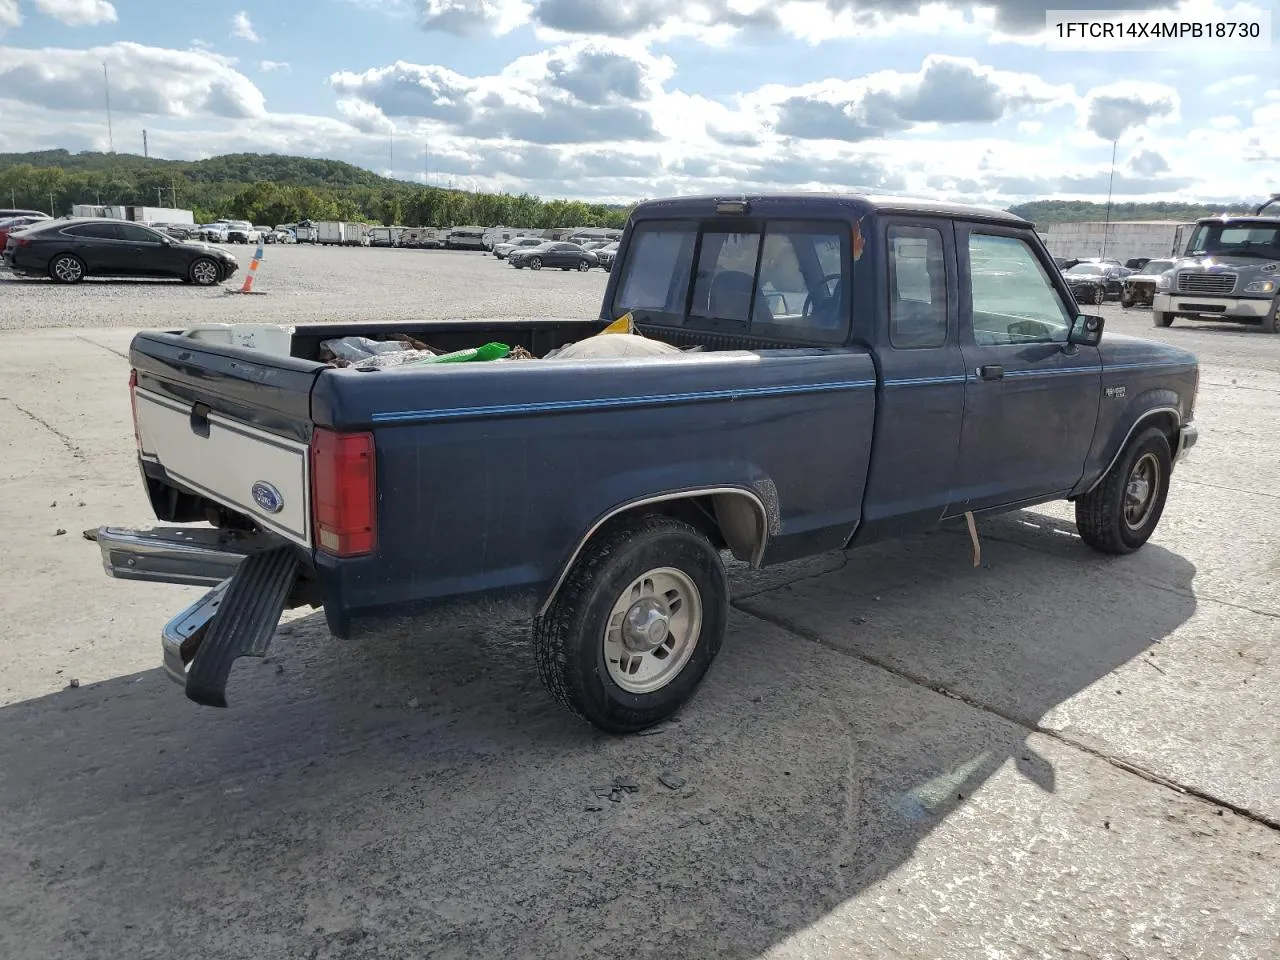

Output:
xmin=1153 ymin=194 xmax=1280 ymax=332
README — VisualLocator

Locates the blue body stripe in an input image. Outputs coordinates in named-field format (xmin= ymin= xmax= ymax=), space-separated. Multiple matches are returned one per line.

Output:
xmin=368 ymin=360 xmax=1189 ymax=424
xmin=370 ymin=378 xmax=877 ymax=424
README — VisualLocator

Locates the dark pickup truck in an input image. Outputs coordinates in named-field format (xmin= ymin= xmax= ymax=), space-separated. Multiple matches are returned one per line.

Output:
xmin=96 ymin=192 xmax=1200 ymax=734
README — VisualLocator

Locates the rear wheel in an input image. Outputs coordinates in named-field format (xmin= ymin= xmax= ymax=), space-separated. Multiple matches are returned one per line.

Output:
xmin=533 ymin=515 xmax=728 ymax=734
xmin=1075 ymin=427 xmax=1172 ymax=555
xmin=49 ymin=254 xmax=85 ymax=284
xmin=1153 ymin=311 xmax=1174 ymax=327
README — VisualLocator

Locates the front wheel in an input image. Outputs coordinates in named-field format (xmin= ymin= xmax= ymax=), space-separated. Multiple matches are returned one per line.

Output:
xmin=533 ymin=515 xmax=728 ymax=734
xmin=1120 ymin=292 xmax=1134 ymax=308
xmin=189 ymin=257 xmax=221 ymax=286
xmin=578 ymin=259 xmax=590 ymax=271
xmin=529 ymin=257 xmax=542 ymax=271
xmin=1093 ymin=285 xmax=1106 ymax=306
xmin=1153 ymin=311 xmax=1174 ymax=327
xmin=1075 ymin=426 xmax=1172 ymax=554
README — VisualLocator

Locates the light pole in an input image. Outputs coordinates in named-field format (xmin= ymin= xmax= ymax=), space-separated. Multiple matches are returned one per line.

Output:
xmin=1100 ymin=138 xmax=1117 ymax=259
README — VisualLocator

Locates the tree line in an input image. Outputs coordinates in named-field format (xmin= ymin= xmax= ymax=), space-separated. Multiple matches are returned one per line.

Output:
xmin=1009 ymin=198 xmax=1260 ymax=226
xmin=0 ymin=150 xmax=634 ymax=230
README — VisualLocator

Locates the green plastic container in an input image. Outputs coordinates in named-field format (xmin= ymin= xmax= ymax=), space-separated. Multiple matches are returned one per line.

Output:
xmin=408 ymin=342 xmax=511 ymax=365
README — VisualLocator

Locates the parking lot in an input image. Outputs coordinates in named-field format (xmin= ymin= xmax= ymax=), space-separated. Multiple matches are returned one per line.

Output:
xmin=1 ymin=246 xmax=1278 ymax=960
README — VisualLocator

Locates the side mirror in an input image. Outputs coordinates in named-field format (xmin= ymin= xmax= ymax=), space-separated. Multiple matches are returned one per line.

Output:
xmin=1068 ymin=313 xmax=1104 ymax=347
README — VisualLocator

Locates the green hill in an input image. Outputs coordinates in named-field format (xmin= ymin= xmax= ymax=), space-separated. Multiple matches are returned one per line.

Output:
xmin=1008 ymin=199 xmax=1260 ymax=226
xmin=0 ymin=149 xmax=631 ymax=230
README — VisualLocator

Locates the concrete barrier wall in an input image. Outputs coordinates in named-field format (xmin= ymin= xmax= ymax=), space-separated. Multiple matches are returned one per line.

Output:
xmin=1039 ymin=221 xmax=1191 ymax=261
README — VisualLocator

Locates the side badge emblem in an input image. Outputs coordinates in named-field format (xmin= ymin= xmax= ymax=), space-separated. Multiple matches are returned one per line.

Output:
xmin=251 ymin=481 xmax=284 ymax=514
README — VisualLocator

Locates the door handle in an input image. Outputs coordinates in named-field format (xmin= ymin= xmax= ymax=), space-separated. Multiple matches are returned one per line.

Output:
xmin=189 ymin=402 xmax=211 ymax=438
xmin=978 ymin=365 xmax=1004 ymax=381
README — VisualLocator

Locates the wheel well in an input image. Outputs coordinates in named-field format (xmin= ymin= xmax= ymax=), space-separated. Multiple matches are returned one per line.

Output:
xmin=537 ymin=489 xmax=769 ymax=617
xmin=1144 ymin=410 xmax=1179 ymax=451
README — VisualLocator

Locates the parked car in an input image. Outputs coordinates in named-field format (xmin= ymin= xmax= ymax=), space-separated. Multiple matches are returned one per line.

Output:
xmin=196 ymin=223 xmax=229 ymax=243
xmin=94 ymin=191 xmax=1199 ymax=732
xmin=1120 ymin=259 xmax=1176 ymax=308
xmin=224 ymin=221 xmax=260 ymax=244
xmin=1152 ymin=198 xmax=1280 ymax=331
xmin=595 ymin=241 xmax=619 ymax=272
xmin=1062 ymin=262 xmax=1125 ymax=304
xmin=509 ymin=241 xmax=597 ymax=271
xmin=3 ymin=217 xmax=239 ymax=285
xmin=255 ymin=226 xmax=275 ymax=244
xmin=493 ymin=236 xmax=545 ymax=259
xmin=1125 ymin=257 xmax=1153 ymax=271
xmin=0 ymin=215 xmax=49 ymax=251
xmin=0 ymin=208 xmax=50 ymax=222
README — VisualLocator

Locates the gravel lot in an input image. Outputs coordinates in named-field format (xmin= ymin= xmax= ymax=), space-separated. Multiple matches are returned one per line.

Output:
xmin=1 ymin=252 xmax=1278 ymax=960
xmin=0 ymin=244 xmax=609 ymax=329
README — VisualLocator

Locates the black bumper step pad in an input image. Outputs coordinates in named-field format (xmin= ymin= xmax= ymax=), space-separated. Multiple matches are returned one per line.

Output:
xmin=185 ymin=546 xmax=300 ymax=707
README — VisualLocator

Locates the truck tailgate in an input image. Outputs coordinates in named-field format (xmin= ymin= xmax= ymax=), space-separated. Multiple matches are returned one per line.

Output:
xmin=130 ymin=331 xmax=326 ymax=547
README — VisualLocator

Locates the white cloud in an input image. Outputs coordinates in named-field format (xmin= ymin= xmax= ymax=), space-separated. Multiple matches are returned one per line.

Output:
xmin=231 ymin=10 xmax=260 ymax=42
xmin=1208 ymin=115 xmax=1242 ymax=130
xmin=0 ymin=41 xmax=267 ymax=118
xmin=1081 ymin=82 xmax=1179 ymax=141
xmin=1204 ymin=75 xmax=1256 ymax=96
xmin=260 ymin=60 xmax=290 ymax=72
xmin=0 ymin=0 xmax=21 ymax=32
xmin=34 ymin=0 xmax=118 ymax=26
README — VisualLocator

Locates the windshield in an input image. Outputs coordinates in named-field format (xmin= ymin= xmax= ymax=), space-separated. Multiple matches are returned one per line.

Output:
xmin=1139 ymin=260 xmax=1174 ymax=275
xmin=1067 ymin=264 xmax=1104 ymax=275
xmin=1186 ymin=222 xmax=1280 ymax=259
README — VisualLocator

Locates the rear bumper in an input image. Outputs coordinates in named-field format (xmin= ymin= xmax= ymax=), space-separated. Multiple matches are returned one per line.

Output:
xmin=97 ymin=525 xmax=258 ymax=586
xmin=1154 ymin=293 xmax=1273 ymax=320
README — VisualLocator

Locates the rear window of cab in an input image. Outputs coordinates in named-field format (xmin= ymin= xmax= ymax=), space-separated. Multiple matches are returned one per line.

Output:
xmin=611 ymin=219 xmax=852 ymax=344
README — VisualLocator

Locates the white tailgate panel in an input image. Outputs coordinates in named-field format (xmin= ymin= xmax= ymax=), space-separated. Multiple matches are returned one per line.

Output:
xmin=135 ymin=387 xmax=311 ymax=546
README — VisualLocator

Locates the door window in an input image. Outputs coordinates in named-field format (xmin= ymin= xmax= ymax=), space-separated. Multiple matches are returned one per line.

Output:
xmin=967 ymin=233 xmax=1073 ymax=345
xmin=66 ymin=222 xmax=120 ymax=240
xmin=115 ymin=223 xmax=162 ymax=243
xmin=888 ymin=225 xmax=948 ymax=348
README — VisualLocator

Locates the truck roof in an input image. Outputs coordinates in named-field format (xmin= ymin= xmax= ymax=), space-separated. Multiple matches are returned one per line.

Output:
xmin=1194 ymin=214 xmax=1280 ymax=226
xmin=631 ymin=192 xmax=1028 ymax=227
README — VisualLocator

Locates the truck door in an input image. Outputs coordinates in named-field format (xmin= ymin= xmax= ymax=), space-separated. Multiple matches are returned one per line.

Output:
xmin=855 ymin=217 xmax=968 ymax=543
xmin=950 ymin=223 xmax=1102 ymax=513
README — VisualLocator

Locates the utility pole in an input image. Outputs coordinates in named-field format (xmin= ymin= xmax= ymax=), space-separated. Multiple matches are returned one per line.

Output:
xmin=1101 ymin=138 xmax=1117 ymax=259
xmin=157 ymin=187 xmax=163 ymax=207
xmin=49 ymin=192 xmax=56 ymax=216
xmin=103 ymin=62 xmax=114 ymax=152
xmin=171 ymin=178 xmax=178 ymax=207
xmin=142 ymin=128 xmax=148 ymax=158
xmin=389 ymin=130 xmax=394 ymax=179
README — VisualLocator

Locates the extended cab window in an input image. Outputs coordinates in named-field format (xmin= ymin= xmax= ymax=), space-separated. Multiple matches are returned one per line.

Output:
xmin=967 ymin=233 xmax=1072 ymax=346
xmin=614 ymin=219 xmax=849 ymax=343
xmin=888 ymin=225 xmax=948 ymax=348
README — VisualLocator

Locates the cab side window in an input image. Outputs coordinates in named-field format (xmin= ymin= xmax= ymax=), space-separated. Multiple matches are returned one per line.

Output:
xmin=888 ymin=225 xmax=948 ymax=348
xmin=967 ymin=233 xmax=1073 ymax=345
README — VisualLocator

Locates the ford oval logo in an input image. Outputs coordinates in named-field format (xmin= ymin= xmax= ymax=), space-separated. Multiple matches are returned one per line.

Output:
xmin=251 ymin=481 xmax=284 ymax=514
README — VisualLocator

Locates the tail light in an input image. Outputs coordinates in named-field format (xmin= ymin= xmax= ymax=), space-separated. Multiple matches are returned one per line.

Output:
xmin=310 ymin=427 xmax=376 ymax=557
xmin=128 ymin=368 xmax=141 ymax=452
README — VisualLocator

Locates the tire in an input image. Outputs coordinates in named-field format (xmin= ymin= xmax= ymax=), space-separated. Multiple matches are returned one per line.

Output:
xmin=1153 ymin=311 xmax=1174 ymax=327
xmin=1259 ymin=301 xmax=1280 ymax=334
xmin=1093 ymin=285 xmax=1106 ymax=306
xmin=578 ymin=259 xmax=590 ymax=272
xmin=189 ymin=257 xmax=221 ymax=286
xmin=49 ymin=254 xmax=85 ymax=284
xmin=1075 ymin=427 xmax=1172 ymax=555
xmin=1120 ymin=292 xmax=1134 ymax=308
xmin=533 ymin=515 xmax=728 ymax=734
xmin=529 ymin=257 xmax=542 ymax=271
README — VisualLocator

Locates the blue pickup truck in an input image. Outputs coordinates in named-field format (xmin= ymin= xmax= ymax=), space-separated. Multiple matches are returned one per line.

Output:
xmin=96 ymin=192 xmax=1200 ymax=733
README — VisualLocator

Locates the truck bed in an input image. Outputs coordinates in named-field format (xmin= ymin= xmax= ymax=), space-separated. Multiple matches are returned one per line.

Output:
xmin=129 ymin=318 xmax=879 ymax=632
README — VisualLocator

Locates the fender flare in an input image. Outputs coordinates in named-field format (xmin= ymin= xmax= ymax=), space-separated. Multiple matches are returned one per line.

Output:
xmin=1082 ymin=401 xmax=1181 ymax=495
xmin=535 ymin=485 xmax=773 ymax=618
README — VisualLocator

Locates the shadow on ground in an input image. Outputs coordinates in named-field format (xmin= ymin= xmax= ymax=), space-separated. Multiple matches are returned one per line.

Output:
xmin=0 ymin=510 xmax=1198 ymax=960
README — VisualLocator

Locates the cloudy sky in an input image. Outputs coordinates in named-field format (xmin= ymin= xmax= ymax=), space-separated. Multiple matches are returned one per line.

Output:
xmin=0 ymin=0 xmax=1276 ymax=207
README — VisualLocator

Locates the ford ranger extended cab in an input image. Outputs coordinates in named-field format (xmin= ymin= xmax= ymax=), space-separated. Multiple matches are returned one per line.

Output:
xmin=1152 ymin=194 xmax=1280 ymax=331
xmin=95 ymin=193 xmax=1200 ymax=734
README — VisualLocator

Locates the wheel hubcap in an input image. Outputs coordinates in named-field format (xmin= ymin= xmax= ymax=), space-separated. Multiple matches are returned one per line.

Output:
xmin=1123 ymin=452 xmax=1160 ymax=530
xmin=55 ymin=258 xmax=81 ymax=281
xmin=604 ymin=567 xmax=702 ymax=694
xmin=194 ymin=262 xmax=215 ymax=283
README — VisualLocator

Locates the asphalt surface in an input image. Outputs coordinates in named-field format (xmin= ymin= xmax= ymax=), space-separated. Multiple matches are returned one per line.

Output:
xmin=0 ymin=250 xmax=1277 ymax=960
xmin=0 ymin=244 xmax=609 ymax=329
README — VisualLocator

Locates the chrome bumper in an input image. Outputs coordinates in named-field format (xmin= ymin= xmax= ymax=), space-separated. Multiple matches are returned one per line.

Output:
xmin=1153 ymin=293 xmax=1273 ymax=320
xmin=1175 ymin=423 xmax=1198 ymax=462
xmin=161 ymin=578 xmax=231 ymax=685
xmin=96 ymin=525 xmax=256 ymax=587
